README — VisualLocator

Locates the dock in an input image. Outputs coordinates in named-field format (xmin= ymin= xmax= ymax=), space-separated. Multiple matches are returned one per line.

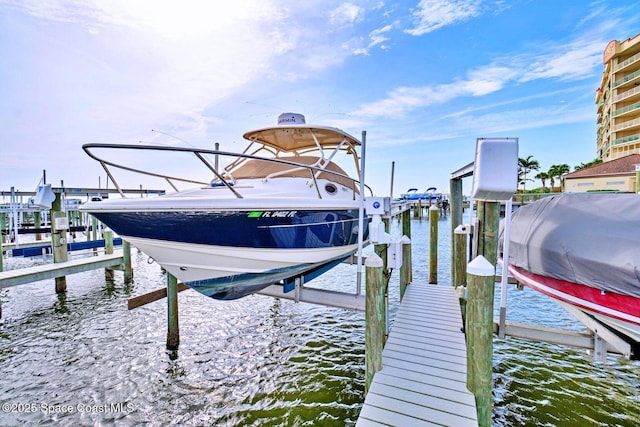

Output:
xmin=0 ymin=251 xmax=124 ymax=288
xmin=357 ymin=284 xmax=477 ymax=426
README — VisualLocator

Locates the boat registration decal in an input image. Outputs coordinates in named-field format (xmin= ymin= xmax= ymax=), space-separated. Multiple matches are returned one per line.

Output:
xmin=248 ymin=210 xmax=298 ymax=218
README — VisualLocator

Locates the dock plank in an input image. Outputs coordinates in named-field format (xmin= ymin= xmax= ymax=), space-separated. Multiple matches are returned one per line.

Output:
xmin=357 ymin=284 xmax=477 ymax=426
xmin=0 ymin=252 xmax=123 ymax=288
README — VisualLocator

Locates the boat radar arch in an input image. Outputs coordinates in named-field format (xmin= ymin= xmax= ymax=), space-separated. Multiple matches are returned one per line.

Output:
xmin=278 ymin=113 xmax=306 ymax=125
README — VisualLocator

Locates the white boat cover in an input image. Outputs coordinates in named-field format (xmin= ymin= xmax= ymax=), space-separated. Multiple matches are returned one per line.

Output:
xmin=500 ymin=193 xmax=640 ymax=299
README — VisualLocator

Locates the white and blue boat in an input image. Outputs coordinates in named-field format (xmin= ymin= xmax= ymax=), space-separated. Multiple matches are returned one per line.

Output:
xmin=80 ymin=113 xmax=369 ymax=300
xmin=399 ymin=187 xmax=443 ymax=202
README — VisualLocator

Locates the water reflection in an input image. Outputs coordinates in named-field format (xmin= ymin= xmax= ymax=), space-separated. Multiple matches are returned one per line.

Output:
xmin=0 ymin=217 xmax=638 ymax=426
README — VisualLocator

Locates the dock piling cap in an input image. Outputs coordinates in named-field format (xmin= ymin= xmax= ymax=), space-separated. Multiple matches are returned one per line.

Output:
xmin=454 ymin=224 xmax=469 ymax=234
xmin=365 ymin=252 xmax=384 ymax=268
xmin=467 ymin=255 xmax=495 ymax=276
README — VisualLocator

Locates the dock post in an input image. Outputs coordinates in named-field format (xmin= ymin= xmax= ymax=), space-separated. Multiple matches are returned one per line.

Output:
xmin=0 ymin=212 xmax=4 ymax=272
xmin=466 ymin=255 xmax=495 ymax=427
xmin=91 ymin=216 xmax=98 ymax=241
xmin=476 ymin=201 xmax=500 ymax=265
xmin=399 ymin=209 xmax=412 ymax=300
xmin=454 ymin=224 xmax=468 ymax=321
xmin=104 ymin=230 xmax=115 ymax=281
xmin=467 ymin=199 xmax=500 ymax=427
xmin=374 ymin=218 xmax=390 ymax=341
xmin=450 ymin=176 xmax=463 ymax=282
xmin=51 ymin=193 xmax=68 ymax=293
xmin=365 ymin=252 xmax=384 ymax=394
xmin=428 ymin=205 xmax=439 ymax=284
xmin=34 ymin=211 xmax=42 ymax=241
xmin=166 ymin=273 xmax=180 ymax=350
xmin=123 ymin=240 xmax=133 ymax=284
xmin=453 ymin=225 xmax=468 ymax=288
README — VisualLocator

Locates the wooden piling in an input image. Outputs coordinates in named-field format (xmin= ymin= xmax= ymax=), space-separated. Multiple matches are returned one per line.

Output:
xmin=91 ymin=216 xmax=98 ymax=241
xmin=123 ymin=240 xmax=133 ymax=284
xmin=428 ymin=205 xmax=438 ymax=284
xmin=476 ymin=201 xmax=500 ymax=265
xmin=453 ymin=225 xmax=468 ymax=288
xmin=466 ymin=200 xmax=500 ymax=427
xmin=449 ymin=175 xmax=464 ymax=285
xmin=414 ymin=200 xmax=421 ymax=218
xmin=466 ymin=255 xmax=495 ymax=427
xmin=0 ymin=212 xmax=4 ymax=272
xmin=51 ymin=194 xmax=68 ymax=293
xmin=399 ymin=209 xmax=412 ymax=301
xmin=104 ymin=230 xmax=115 ymax=281
xmin=166 ymin=273 xmax=180 ymax=350
xmin=374 ymin=218 xmax=390 ymax=342
xmin=34 ymin=211 xmax=42 ymax=241
xmin=365 ymin=252 xmax=384 ymax=394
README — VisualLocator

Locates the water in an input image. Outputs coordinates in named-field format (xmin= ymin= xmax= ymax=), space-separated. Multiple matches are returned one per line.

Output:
xmin=0 ymin=216 xmax=639 ymax=426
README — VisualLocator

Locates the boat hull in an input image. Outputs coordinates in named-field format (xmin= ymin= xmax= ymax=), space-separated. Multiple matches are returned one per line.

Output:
xmin=89 ymin=208 xmax=365 ymax=299
xmin=509 ymin=265 xmax=640 ymax=343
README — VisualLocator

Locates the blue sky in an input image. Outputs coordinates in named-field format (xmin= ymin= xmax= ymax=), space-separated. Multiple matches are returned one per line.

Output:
xmin=2 ymin=0 xmax=639 ymax=197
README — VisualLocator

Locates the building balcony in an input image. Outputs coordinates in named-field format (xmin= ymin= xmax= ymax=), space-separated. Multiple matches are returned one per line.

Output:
xmin=613 ymin=69 xmax=640 ymax=89
xmin=614 ymin=51 xmax=640 ymax=72
xmin=614 ymin=84 xmax=640 ymax=103
xmin=613 ymin=117 xmax=640 ymax=132
xmin=612 ymin=101 xmax=640 ymax=118
xmin=612 ymin=133 xmax=640 ymax=146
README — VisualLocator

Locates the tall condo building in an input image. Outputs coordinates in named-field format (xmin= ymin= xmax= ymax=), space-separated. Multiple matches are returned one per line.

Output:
xmin=596 ymin=33 xmax=640 ymax=161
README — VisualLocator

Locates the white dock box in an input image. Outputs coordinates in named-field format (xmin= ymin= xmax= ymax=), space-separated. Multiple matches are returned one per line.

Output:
xmin=471 ymin=137 xmax=518 ymax=201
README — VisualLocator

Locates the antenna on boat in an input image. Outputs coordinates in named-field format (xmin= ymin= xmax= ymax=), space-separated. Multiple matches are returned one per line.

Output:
xmin=151 ymin=129 xmax=194 ymax=147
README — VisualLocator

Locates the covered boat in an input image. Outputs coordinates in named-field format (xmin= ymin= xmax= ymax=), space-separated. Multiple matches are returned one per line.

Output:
xmin=80 ymin=113 xmax=369 ymax=300
xmin=500 ymin=193 xmax=640 ymax=350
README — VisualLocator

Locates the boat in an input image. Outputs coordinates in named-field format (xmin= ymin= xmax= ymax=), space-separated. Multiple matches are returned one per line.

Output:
xmin=399 ymin=187 xmax=443 ymax=202
xmin=80 ymin=113 xmax=369 ymax=300
xmin=500 ymin=192 xmax=640 ymax=353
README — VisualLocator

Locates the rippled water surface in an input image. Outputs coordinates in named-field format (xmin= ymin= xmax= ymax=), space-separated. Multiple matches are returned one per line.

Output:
xmin=1 ymin=215 xmax=639 ymax=426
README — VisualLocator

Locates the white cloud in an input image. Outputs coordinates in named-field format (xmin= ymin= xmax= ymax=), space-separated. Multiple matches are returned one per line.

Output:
xmin=519 ymin=39 xmax=604 ymax=82
xmin=353 ymin=23 xmax=394 ymax=55
xmin=350 ymin=21 xmax=608 ymax=123
xmin=350 ymin=62 xmax=517 ymax=118
xmin=2 ymin=0 xmax=377 ymax=146
xmin=405 ymin=0 xmax=482 ymax=36
xmin=329 ymin=2 xmax=364 ymax=26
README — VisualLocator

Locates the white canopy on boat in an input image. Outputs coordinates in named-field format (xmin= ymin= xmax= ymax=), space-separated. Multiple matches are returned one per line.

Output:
xmin=242 ymin=124 xmax=361 ymax=154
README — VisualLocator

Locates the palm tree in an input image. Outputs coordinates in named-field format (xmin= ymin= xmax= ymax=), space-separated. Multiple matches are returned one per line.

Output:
xmin=518 ymin=155 xmax=540 ymax=193
xmin=548 ymin=164 xmax=570 ymax=192
xmin=535 ymin=171 xmax=549 ymax=191
xmin=574 ymin=158 xmax=603 ymax=171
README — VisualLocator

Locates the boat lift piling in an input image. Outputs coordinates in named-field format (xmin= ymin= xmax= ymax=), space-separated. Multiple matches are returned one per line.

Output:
xmin=0 ymin=213 xmax=4 ymax=272
xmin=364 ymin=252 xmax=384 ymax=394
xmin=466 ymin=255 xmax=496 ymax=427
xmin=166 ymin=273 xmax=180 ymax=350
xmin=51 ymin=193 xmax=69 ymax=293
xmin=428 ymin=204 xmax=439 ymax=284
xmin=399 ymin=209 xmax=412 ymax=300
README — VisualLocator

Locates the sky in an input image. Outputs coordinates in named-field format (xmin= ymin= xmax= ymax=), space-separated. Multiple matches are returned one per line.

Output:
xmin=2 ymin=0 xmax=640 ymax=198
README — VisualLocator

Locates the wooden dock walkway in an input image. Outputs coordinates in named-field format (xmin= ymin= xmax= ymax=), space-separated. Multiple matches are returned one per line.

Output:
xmin=357 ymin=284 xmax=477 ymax=426
xmin=0 ymin=252 xmax=124 ymax=288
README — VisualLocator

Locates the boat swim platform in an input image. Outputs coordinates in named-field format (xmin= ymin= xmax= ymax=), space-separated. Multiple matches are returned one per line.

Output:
xmin=357 ymin=284 xmax=477 ymax=426
xmin=0 ymin=252 xmax=124 ymax=288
